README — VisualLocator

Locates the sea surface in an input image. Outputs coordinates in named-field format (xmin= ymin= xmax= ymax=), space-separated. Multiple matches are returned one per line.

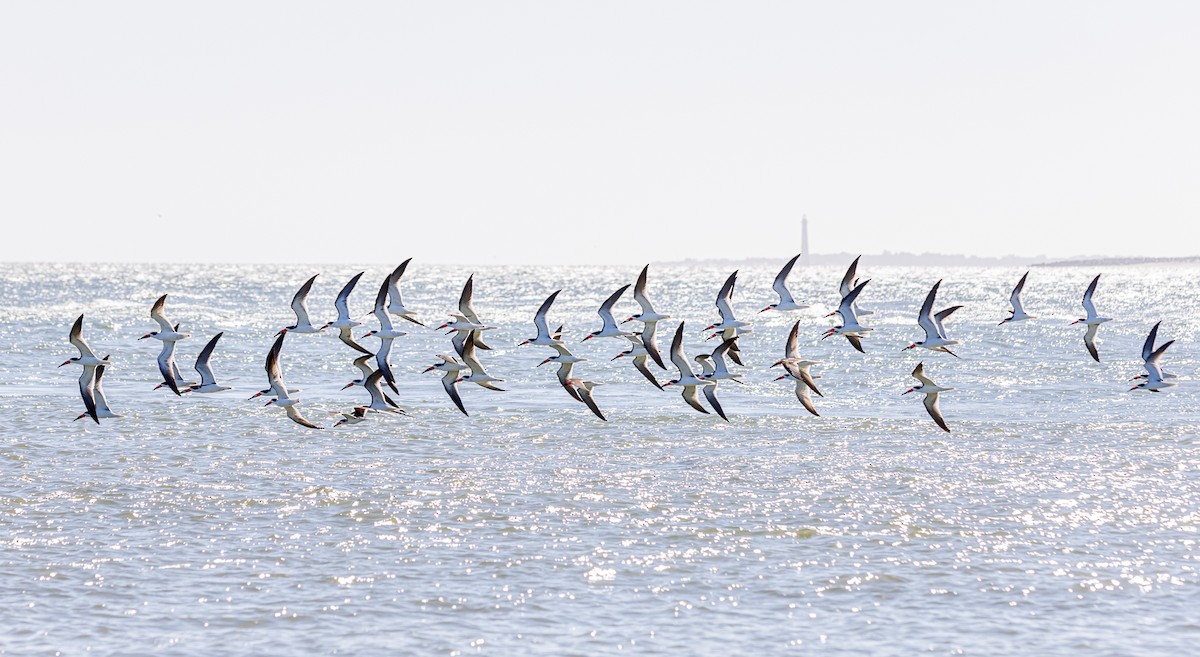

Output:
xmin=1 ymin=262 xmax=1198 ymax=656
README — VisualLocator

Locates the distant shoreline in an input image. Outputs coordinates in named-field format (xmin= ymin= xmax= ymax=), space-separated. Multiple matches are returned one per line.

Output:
xmin=656 ymin=253 xmax=1200 ymax=268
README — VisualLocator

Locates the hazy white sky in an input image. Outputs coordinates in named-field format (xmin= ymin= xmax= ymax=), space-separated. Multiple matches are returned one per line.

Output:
xmin=2 ymin=2 xmax=1197 ymax=265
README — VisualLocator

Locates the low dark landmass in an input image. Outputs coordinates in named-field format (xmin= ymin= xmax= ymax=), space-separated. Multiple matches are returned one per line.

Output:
xmin=1032 ymin=255 xmax=1200 ymax=267
xmin=660 ymin=252 xmax=1200 ymax=268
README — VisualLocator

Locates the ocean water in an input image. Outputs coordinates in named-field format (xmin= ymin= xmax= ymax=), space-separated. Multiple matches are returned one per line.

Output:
xmin=1 ymin=262 xmax=1198 ymax=656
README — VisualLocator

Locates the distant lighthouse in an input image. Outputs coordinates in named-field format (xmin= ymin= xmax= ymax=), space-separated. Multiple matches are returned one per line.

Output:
xmin=801 ymin=214 xmax=810 ymax=266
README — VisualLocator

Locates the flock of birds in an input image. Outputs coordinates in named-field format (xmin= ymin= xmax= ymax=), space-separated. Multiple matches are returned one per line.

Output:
xmin=59 ymin=255 xmax=1179 ymax=432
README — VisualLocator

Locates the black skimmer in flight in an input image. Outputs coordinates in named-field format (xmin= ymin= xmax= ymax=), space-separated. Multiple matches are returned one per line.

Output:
xmin=423 ymin=354 xmax=470 ymax=416
xmin=277 ymin=274 xmax=322 ymax=335
xmin=612 ymin=333 xmax=663 ymax=390
xmin=518 ymin=290 xmax=564 ymax=347
xmin=539 ymin=343 xmax=586 ymax=402
xmin=822 ymin=279 xmax=872 ymax=352
xmin=664 ymin=322 xmax=728 ymax=421
xmin=362 ymin=277 xmax=407 ymax=392
xmin=387 ymin=259 xmax=425 ymax=326
xmin=321 ymin=272 xmax=374 ymax=355
xmin=695 ymin=337 xmax=744 ymax=385
xmin=1071 ymin=274 xmax=1111 ymax=362
xmin=621 ymin=265 xmax=669 ymax=369
xmin=903 ymin=280 xmax=961 ymax=357
xmin=582 ymin=284 xmax=633 ymax=342
xmin=1131 ymin=322 xmax=1176 ymax=392
xmin=261 ymin=333 xmax=322 ymax=428
xmin=458 ymin=333 xmax=505 ymax=391
xmin=566 ymin=378 xmax=607 ymax=421
xmin=771 ymin=320 xmax=823 ymax=417
xmin=456 ymin=274 xmax=493 ymax=350
xmin=73 ymin=355 xmax=117 ymax=424
xmin=139 ymin=294 xmax=190 ymax=342
xmin=182 ymin=333 xmax=231 ymax=393
xmin=153 ymin=338 xmax=184 ymax=396
xmin=760 ymin=253 xmax=809 ymax=313
xmin=334 ymin=407 xmax=371 ymax=427
xmin=999 ymin=271 xmax=1034 ymax=324
xmin=838 ymin=256 xmax=873 ymax=316
xmin=356 ymin=370 xmax=409 ymax=415
xmin=61 ymin=314 xmax=107 ymax=368
xmin=902 ymin=362 xmax=952 ymax=432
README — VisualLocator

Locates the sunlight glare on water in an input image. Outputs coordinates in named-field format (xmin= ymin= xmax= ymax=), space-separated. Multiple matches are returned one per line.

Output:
xmin=1 ymin=262 xmax=1198 ymax=655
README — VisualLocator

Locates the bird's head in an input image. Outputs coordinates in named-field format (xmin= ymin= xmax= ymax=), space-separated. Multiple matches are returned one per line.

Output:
xmin=138 ymin=332 xmax=155 ymax=340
